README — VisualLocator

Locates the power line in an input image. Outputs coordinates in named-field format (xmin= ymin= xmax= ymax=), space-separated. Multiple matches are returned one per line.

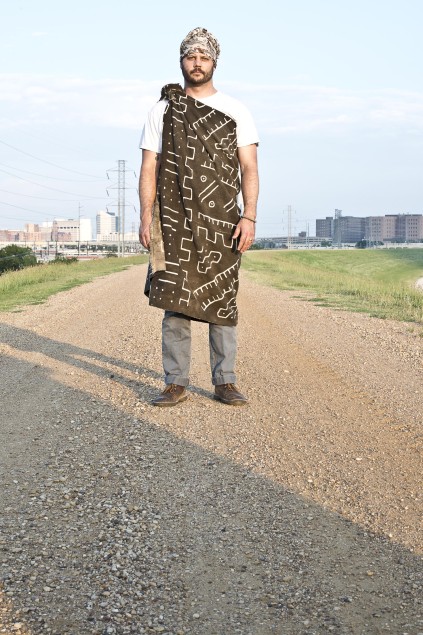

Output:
xmin=0 ymin=252 xmax=35 ymax=263
xmin=0 ymin=216 xmax=36 ymax=223
xmin=0 ymin=201 xmax=62 ymax=217
xmin=0 ymin=168 xmax=106 ymax=200
xmin=0 ymin=138 xmax=104 ymax=179
xmin=21 ymin=128 xmax=102 ymax=161
xmin=287 ymin=205 xmax=292 ymax=250
xmin=0 ymin=161 xmax=105 ymax=182
xmin=0 ymin=188 xmax=83 ymax=202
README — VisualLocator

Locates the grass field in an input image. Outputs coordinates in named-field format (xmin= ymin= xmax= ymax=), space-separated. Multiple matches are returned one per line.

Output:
xmin=0 ymin=255 xmax=148 ymax=312
xmin=2 ymin=249 xmax=423 ymax=324
xmin=242 ymin=248 xmax=423 ymax=324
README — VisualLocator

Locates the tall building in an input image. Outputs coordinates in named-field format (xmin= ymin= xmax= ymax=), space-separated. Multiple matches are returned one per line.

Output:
xmin=333 ymin=209 xmax=343 ymax=246
xmin=365 ymin=216 xmax=385 ymax=242
xmin=316 ymin=216 xmax=334 ymax=238
xmin=334 ymin=213 xmax=365 ymax=243
xmin=365 ymin=214 xmax=423 ymax=241
xmin=96 ymin=210 xmax=119 ymax=241
xmin=383 ymin=215 xmax=397 ymax=240
xmin=317 ymin=212 xmax=423 ymax=244
xmin=397 ymin=214 xmax=423 ymax=241
xmin=22 ymin=223 xmax=53 ymax=242
xmin=52 ymin=218 xmax=92 ymax=242
xmin=0 ymin=229 xmax=19 ymax=243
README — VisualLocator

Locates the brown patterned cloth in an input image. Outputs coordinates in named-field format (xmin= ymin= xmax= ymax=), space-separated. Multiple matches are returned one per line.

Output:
xmin=145 ymin=84 xmax=242 ymax=326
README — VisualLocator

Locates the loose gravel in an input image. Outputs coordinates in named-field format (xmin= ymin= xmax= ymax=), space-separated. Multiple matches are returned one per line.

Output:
xmin=0 ymin=263 xmax=422 ymax=635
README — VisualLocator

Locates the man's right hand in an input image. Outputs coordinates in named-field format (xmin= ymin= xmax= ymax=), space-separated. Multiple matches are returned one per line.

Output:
xmin=139 ymin=149 xmax=160 ymax=252
xmin=139 ymin=219 xmax=151 ymax=251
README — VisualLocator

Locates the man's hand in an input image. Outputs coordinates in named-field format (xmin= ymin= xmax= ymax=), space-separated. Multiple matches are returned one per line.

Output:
xmin=233 ymin=217 xmax=255 ymax=254
xmin=235 ymin=144 xmax=258 ymax=254
xmin=139 ymin=216 xmax=152 ymax=250
xmin=139 ymin=149 xmax=160 ymax=252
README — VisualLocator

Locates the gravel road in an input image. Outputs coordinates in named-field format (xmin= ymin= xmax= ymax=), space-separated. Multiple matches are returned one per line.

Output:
xmin=1 ymin=263 xmax=422 ymax=635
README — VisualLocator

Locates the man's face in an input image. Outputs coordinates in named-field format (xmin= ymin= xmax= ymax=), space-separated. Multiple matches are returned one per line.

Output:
xmin=181 ymin=52 xmax=214 ymax=86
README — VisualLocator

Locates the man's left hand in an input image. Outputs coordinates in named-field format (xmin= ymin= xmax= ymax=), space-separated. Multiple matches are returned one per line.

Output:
xmin=233 ymin=217 xmax=255 ymax=253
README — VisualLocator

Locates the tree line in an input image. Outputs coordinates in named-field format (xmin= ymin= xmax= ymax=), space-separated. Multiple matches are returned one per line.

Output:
xmin=0 ymin=245 xmax=37 ymax=274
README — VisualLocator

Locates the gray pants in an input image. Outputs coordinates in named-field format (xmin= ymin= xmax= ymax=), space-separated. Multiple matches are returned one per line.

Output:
xmin=162 ymin=311 xmax=237 ymax=387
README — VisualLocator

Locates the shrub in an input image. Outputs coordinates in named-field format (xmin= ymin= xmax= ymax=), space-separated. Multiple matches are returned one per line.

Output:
xmin=0 ymin=245 xmax=37 ymax=275
xmin=50 ymin=256 xmax=79 ymax=265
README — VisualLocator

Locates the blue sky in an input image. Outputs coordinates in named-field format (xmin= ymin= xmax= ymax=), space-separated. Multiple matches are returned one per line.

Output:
xmin=1 ymin=0 xmax=423 ymax=237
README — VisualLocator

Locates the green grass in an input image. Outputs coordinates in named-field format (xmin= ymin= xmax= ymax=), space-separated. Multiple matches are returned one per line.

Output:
xmin=242 ymin=249 xmax=423 ymax=324
xmin=0 ymin=255 xmax=148 ymax=312
xmin=3 ymin=249 xmax=423 ymax=324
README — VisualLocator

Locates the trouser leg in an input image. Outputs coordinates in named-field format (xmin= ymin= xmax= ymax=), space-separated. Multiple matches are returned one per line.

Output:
xmin=209 ymin=324 xmax=237 ymax=386
xmin=162 ymin=311 xmax=191 ymax=386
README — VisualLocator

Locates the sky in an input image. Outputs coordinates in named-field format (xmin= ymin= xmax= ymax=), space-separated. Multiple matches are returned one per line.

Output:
xmin=1 ymin=0 xmax=423 ymax=238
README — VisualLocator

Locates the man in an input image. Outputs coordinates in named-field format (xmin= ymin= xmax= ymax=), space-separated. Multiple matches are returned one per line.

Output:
xmin=139 ymin=26 xmax=259 ymax=407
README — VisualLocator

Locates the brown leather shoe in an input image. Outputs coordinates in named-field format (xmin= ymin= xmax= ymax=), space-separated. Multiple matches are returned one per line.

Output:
xmin=214 ymin=383 xmax=248 ymax=406
xmin=152 ymin=384 xmax=188 ymax=407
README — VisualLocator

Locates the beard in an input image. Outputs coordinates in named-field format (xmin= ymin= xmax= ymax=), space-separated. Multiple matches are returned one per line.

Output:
xmin=181 ymin=65 xmax=214 ymax=86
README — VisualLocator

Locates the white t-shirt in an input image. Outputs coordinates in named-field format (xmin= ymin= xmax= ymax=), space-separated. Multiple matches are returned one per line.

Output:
xmin=140 ymin=91 xmax=259 ymax=153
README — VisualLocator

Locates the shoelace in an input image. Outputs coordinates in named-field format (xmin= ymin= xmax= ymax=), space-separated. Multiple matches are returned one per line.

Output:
xmin=164 ymin=384 xmax=179 ymax=393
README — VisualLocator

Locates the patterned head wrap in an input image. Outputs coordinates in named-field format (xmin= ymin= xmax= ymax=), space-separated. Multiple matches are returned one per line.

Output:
xmin=180 ymin=27 xmax=220 ymax=66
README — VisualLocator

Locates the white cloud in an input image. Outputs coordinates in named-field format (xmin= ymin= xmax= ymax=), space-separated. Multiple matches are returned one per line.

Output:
xmin=1 ymin=74 xmax=423 ymax=140
xmin=0 ymin=74 xmax=165 ymax=131
xmin=223 ymin=81 xmax=423 ymax=136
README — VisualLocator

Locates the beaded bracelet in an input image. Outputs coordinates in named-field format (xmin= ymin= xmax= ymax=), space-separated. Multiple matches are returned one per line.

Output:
xmin=240 ymin=215 xmax=257 ymax=224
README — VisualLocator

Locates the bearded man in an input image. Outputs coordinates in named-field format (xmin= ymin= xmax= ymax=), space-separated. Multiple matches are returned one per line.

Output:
xmin=139 ymin=26 xmax=259 ymax=407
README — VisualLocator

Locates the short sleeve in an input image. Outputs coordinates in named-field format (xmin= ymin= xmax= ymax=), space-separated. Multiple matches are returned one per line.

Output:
xmin=139 ymin=100 xmax=168 ymax=153
xmin=200 ymin=92 xmax=259 ymax=148
xmin=234 ymin=103 xmax=259 ymax=148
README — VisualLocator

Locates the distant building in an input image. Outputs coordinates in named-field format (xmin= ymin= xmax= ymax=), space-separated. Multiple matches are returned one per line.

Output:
xmin=323 ymin=209 xmax=366 ymax=243
xmin=316 ymin=216 xmax=334 ymax=238
xmin=52 ymin=218 xmax=92 ymax=242
xmin=0 ymin=229 xmax=19 ymax=242
xmin=256 ymin=235 xmax=324 ymax=248
xmin=21 ymin=223 xmax=53 ymax=243
xmin=96 ymin=210 xmax=119 ymax=241
xmin=365 ymin=216 xmax=385 ymax=242
xmin=365 ymin=213 xmax=423 ymax=242
xmin=336 ymin=216 xmax=365 ymax=243
xmin=383 ymin=215 xmax=398 ymax=240
xmin=397 ymin=214 xmax=423 ymax=241
xmin=317 ymin=212 xmax=423 ymax=243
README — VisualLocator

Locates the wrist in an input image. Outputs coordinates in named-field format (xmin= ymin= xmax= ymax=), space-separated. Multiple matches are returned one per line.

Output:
xmin=240 ymin=214 xmax=256 ymax=224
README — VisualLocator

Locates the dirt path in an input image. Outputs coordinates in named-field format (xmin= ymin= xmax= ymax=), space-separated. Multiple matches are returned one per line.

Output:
xmin=1 ymin=263 xmax=422 ymax=635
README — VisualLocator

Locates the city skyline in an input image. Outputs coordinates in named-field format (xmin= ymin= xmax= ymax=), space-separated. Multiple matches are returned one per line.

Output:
xmin=1 ymin=1 xmax=423 ymax=238
xmin=4 ymin=210 xmax=423 ymax=246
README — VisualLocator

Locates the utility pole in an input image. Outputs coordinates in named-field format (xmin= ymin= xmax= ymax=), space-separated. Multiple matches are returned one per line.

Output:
xmin=334 ymin=208 xmax=342 ymax=249
xmin=107 ymin=160 xmax=135 ymax=257
xmin=78 ymin=203 xmax=81 ymax=256
xmin=287 ymin=205 xmax=292 ymax=250
xmin=118 ymin=160 xmax=126 ymax=257
xmin=131 ymin=221 xmax=136 ymax=253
